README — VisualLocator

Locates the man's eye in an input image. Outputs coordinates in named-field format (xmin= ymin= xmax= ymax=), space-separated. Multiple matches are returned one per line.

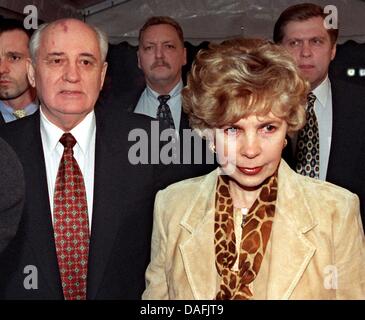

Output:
xmin=51 ymin=58 xmax=62 ymax=64
xmin=9 ymin=55 xmax=21 ymax=62
xmin=80 ymin=60 xmax=91 ymax=66
xmin=289 ymin=40 xmax=300 ymax=47
xmin=144 ymin=46 xmax=153 ymax=51
xmin=165 ymin=44 xmax=176 ymax=49
xmin=311 ymin=38 xmax=323 ymax=45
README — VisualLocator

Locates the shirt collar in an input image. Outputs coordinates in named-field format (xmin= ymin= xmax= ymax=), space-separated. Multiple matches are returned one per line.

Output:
xmin=0 ymin=100 xmax=38 ymax=115
xmin=70 ymin=111 xmax=96 ymax=155
xmin=145 ymin=79 xmax=183 ymax=100
xmin=40 ymin=106 xmax=96 ymax=155
xmin=313 ymin=76 xmax=330 ymax=108
xmin=0 ymin=101 xmax=16 ymax=116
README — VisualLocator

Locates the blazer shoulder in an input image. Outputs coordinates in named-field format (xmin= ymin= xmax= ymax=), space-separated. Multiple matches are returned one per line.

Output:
xmin=279 ymin=161 xmax=360 ymax=226
xmin=330 ymin=76 xmax=364 ymax=91
xmin=161 ymin=168 xmax=215 ymax=191
xmin=331 ymin=78 xmax=365 ymax=105
xmin=96 ymin=103 xmax=153 ymax=133
xmin=156 ymin=169 xmax=217 ymax=208
xmin=295 ymin=173 xmax=360 ymax=222
xmin=294 ymin=168 xmax=358 ymax=200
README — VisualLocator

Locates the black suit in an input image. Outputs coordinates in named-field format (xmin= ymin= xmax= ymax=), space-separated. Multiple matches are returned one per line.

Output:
xmin=127 ymin=88 xmax=217 ymax=191
xmin=0 ymin=137 xmax=24 ymax=255
xmin=0 ymin=107 xmax=156 ymax=299
xmin=283 ymin=78 xmax=365 ymax=229
xmin=154 ymin=110 xmax=217 ymax=190
xmin=0 ymin=113 xmax=5 ymax=126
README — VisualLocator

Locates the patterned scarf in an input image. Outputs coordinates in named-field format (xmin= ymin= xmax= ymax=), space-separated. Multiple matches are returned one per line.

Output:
xmin=214 ymin=171 xmax=278 ymax=300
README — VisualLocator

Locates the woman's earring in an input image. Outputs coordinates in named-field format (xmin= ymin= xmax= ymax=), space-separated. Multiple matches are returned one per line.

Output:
xmin=209 ymin=142 xmax=216 ymax=154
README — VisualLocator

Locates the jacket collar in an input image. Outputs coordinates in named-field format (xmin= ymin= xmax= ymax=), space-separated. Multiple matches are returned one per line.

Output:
xmin=180 ymin=161 xmax=317 ymax=234
xmin=178 ymin=160 xmax=318 ymax=299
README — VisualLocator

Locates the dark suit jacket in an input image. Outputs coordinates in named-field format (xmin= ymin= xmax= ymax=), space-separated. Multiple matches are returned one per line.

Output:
xmin=283 ymin=78 xmax=365 ymax=229
xmin=0 ymin=137 xmax=24 ymax=255
xmin=0 ymin=106 xmax=156 ymax=299
xmin=125 ymin=87 xmax=217 ymax=191
xmin=0 ymin=113 xmax=5 ymax=126
xmin=154 ymin=110 xmax=217 ymax=190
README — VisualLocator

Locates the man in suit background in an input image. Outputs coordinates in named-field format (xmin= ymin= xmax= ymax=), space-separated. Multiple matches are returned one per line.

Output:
xmin=274 ymin=3 xmax=365 ymax=228
xmin=0 ymin=137 xmax=24 ymax=255
xmin=0 ymin=18 xmax=37 ymax=124
xmin=135 ymin=16 xmax=186 ymax=132
xmin=135 ymin=16 xmax=215 ymax=189
xmin=0 ymin=18 xmax=156 ymax=299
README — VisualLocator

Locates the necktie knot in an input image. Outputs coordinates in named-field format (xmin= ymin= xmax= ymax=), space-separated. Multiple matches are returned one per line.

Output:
xmin=158 ymin=95 xmax=171 ymax=105
xmin=60 ymin=133 xmax=77 ymax=149
xmin=307 ymin=92 xmax=316 ymax=110
xmin=295 ymin=91 xmax=320 ymax=178
xmin=13 ymin=109 xmax=26 ymax=119
xmin=157 ymin=94 xmax=175 ymax=130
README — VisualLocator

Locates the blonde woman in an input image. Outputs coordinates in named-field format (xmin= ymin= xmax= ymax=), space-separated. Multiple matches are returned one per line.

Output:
xmin=143 ymin=39 xmax=365 ymax=300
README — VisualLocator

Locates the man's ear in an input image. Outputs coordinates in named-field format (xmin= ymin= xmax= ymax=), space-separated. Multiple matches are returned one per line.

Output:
xmin=100 ymin=62 xmax=108 ymax=90
xmin=183 ymin=47 xmax=187 ymax=66
xmin=331 ymin=43 xmax=337 ymax=61
xmin=137 ymin=49 xmax=142 ymax=69
xmin=26 ymin=58 xmax=36 ymax=88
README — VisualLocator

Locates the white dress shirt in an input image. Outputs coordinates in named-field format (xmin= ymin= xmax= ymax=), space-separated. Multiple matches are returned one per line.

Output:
xmin=312 ymin=76 xmax=333 ymax=181
xmin=40 ymin=107 xmax=96 ymax=231
xmin=134 ymin=80 xmax=183 ymax=132
xmin=291 ymin=76 xmax=333 ymax=180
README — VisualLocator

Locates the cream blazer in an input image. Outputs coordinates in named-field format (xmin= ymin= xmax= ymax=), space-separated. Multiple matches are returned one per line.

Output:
xmin=143 ymin=160 xmax=365 ymax=300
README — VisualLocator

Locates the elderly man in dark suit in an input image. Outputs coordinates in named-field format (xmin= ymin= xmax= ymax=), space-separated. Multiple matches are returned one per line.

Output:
xmin=0 ymin=18 xmax=156 ymax=299
xmin=0 ymin=137 xmax=24 ymax=254
xmin=274 ymin=3 xmax=365 ymax=229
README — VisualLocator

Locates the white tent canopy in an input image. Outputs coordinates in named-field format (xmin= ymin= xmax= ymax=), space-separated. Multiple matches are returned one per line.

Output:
xmin=1 ymin=0 xmax=365 ymax=44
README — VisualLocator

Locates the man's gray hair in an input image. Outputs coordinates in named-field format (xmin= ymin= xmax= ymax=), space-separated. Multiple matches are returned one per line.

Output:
xmin=29 ymin=20 xmax=109 ymax=64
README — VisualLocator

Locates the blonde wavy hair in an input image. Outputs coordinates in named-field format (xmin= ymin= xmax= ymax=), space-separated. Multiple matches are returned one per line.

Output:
xmin=182 ymin=38 xmax=309 ymax=133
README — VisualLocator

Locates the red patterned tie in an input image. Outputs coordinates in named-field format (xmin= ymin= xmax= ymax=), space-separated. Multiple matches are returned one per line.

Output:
xmin=53 ymin=133 xmax=89 ymax=300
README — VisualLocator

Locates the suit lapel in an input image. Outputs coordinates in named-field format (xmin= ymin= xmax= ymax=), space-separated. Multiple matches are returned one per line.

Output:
xmin=23 ymin=114 xmax=63 ymax=297
xmin=86 ymin=108 xmax=130 ymax=299
xmin=256 ymin=161 xmax=317 ymax=299
xmin=327 ymin=80 xmax=346 ymax=180
xmin=178 ymin=170 xmax=219 ymax=299
xmin=178 ymin=162 xmax=318 ymax=299
xmin=326 ymin=79 xmax=363 ymax=182
xmin=179 ymin=110 xmax=190 ymax=133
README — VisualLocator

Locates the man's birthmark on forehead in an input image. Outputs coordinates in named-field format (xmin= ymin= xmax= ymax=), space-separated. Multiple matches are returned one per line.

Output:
xmin=60 ymin=22 xmax=68 ymax=33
